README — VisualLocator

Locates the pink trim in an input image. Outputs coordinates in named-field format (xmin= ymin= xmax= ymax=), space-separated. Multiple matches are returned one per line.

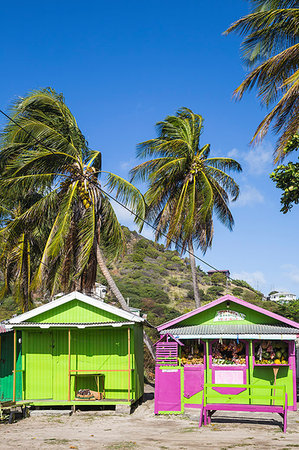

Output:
xmin=254 ymin=364 xmax=289 ymax=367
xmin=154 ymin=333 xmax=184 ymax=347
xmin=211 ymin=365 xmax=247 ymax=370
xmin=289 ymin=341 xmax=297 ymax=411
xmin=185 ymin=404 xmax=202 ymax=408
xmin=157 ymin=294 xmax=299 ymax=331
xmin=209 ymin=340 xmax=249 ymax=370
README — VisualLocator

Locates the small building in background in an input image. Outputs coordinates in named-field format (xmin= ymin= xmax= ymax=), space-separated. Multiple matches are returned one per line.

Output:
xmin=269 ymin=292 xmax=297 ymax=303
xmin=207 ymin=270 xmax=230 ymax=278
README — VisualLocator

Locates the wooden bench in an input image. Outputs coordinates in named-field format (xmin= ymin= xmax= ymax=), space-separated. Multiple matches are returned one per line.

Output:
xmin=199 ymin=384 xmax=288 ymax=432
xmin=0 ymin=401 xmax=31 ymax=423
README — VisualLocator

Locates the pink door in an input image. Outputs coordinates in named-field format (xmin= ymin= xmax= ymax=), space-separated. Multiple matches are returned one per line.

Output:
xmin=154 ymin=366 xmax=182 ymax=413
xmin=184 ymin=365 xmax=204 ymax=399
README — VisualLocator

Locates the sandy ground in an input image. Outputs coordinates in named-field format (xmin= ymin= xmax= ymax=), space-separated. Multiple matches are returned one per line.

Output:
xmin=0 ymin=387 xmax=298 ymax=449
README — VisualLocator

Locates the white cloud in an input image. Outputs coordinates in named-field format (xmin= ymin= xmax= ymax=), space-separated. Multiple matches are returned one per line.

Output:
xmin=231 ymin=271 xmax=267 ymax=289
xmin=227 ymin=142 xmax=273 ymax=175
xmin=120 ymin=158 xmax=135 ymax=171
xmin=232 ymin=184 xmax=264 ymax=207
xmin=281 ymin=264 xmax=299 ymax=285
xmin=227 ymin=148 xmax=239 ymax=158
xmin=243 ymin=143 xmax=272 ymax=175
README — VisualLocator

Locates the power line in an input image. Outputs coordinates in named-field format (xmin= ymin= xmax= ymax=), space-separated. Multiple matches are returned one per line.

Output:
xmin=0 ymin=107 xmax=234 ymax=282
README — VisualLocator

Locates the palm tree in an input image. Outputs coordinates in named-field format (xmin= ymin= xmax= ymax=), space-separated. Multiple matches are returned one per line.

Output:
xmin=224 ymin=0 xmax=299 ymax=162
xmin=0 ymin=88 xmax=155 ymax=357
xmin=0 ymin=88 xmax=156 ymax=338
xmin=131 ymin=108 xmax=242 ymax=307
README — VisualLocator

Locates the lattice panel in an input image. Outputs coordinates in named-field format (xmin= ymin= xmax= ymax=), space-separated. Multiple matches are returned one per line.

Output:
xmin=156 ymin=342 xmax=178 ymax=366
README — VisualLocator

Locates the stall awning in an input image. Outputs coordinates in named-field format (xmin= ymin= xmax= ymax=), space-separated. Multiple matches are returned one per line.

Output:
xmin=161 ymin=324 xmax=299 ymax=340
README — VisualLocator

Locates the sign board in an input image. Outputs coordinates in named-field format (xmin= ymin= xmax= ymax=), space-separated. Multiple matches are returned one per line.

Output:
xmin=214 ymin=310 xmax=245 ymax=322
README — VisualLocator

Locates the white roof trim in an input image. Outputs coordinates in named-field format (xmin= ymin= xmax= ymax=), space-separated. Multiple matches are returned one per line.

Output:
xmin=173 ymin=334 xmax=298 ymax=341
xmin=8 ymin=291 xmax=144 ymax=324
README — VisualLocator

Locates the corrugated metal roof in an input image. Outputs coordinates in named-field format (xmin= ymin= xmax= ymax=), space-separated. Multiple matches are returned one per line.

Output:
xmin=8 ymin=321 xmax=134 ymax=328
xmin=161 ymin=324 xmax=299 ymax=335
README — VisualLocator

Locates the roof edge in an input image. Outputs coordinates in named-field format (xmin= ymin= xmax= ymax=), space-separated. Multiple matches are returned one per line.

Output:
xmin=157 ymin=294 xmax=299 ymax=332
xmin=8 ymin=291 xmax=144 ymax=324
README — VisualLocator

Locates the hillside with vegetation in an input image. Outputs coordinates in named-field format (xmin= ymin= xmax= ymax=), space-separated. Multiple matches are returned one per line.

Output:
xmin=100 ymin=227 xmax=299 ymax=329
xmin=1 ymin=226 xmax=298 ymax=328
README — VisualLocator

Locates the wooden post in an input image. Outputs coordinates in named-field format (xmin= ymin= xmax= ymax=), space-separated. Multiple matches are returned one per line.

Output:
xmin=68 ymin=329 xmax=71 ymax=401
xmin=128 ymin=327 xmax=131 ymax=402
xmin=13 ymin=330 xmax=16 ymax=402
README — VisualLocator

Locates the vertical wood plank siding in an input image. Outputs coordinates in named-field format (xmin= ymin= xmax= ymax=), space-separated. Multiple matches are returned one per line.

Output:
xmin=22 ymin=326 xmax=140 ymax=401
xmin=0 ymin=331 xmax=22 ymax=401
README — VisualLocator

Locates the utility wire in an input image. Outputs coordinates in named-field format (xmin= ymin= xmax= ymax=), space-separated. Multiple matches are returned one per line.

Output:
xmin=0 ymin=107 xmax=235 ymax=283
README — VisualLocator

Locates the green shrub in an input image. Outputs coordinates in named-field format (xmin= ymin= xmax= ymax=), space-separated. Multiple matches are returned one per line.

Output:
xmin=232 ymin=279 xmax=254 ymax=290
xmin=131 ymin=253 xmax=145 ymax=263
xmin=232 ymin=287 xmax=243 ymax=298
xmin=207 ymin=286 xmax=224 ymax=297
xmin=210 ymin=272 xmax=227 ymax=285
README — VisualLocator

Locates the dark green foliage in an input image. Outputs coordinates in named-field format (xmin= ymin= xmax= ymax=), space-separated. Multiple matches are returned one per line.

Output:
xmin=270 ymin=148 xmax=299 ymax=213
xmin=278 ymin=300 xmax=299 ymax=322
xmin=210 ymin=272 xmax=227 ymax=285
xmin=207 ymin=286 xmax=224 ymax=297
xmin=232 ymin=287 xmax=244 ymax=297
xmin=233 ymin=279 xmax=255 ymax=290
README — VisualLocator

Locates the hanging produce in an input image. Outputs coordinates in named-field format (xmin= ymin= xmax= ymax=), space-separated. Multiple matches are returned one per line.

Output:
xmin=212 ymin=339 xmax=246 ymax=366
xmin=254 ymin=341 xmax=289 ymax=365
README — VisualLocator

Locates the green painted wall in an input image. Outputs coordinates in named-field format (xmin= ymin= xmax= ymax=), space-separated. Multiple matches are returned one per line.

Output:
xmin=133 ymin=324 xmax=144 ymax=400
xmin=28 ymin=300 xmax=127 ymax=324
xmin=0 ymin=332 xmax=22 ymax=401
xmin=21 ymin=326 xmax=143 ymax=402
xmin=178 ymin=302 xmax=279 ymax=327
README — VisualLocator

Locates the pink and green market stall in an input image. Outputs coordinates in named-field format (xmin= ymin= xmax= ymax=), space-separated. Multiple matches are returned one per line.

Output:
xmin=154 ymin=295 xmax=299 ymax=431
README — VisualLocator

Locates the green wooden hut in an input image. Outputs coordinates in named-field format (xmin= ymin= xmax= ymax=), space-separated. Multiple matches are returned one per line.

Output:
xmin=2 ymin=291 xmax=144 ymax=408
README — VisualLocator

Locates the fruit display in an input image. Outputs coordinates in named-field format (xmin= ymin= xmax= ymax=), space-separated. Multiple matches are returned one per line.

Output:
xmin=180 ymin=340 xmax=204 ymax=365
xmin=254 ymin=341 xmax=289 ymax=365
xmin=212 ymin=340 xmax=246 ymax=366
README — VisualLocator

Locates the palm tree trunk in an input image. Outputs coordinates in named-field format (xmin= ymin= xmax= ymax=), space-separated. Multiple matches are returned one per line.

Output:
xmin=96 ymin=243 xmax=155 ymax=359
xmin=21 ymin=235 xmax=30 ymax=313
xmin=188 ymin=239 xmax=201 ymax=308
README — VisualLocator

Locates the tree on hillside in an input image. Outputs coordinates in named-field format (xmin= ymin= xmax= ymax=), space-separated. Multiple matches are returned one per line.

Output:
xmin=224 ymin=0 xmax=299 ymax=162
xmin=131 ymin=107 xmax=241 ymax=307
xmin=0 ymin=88 xmax=155 ymax=357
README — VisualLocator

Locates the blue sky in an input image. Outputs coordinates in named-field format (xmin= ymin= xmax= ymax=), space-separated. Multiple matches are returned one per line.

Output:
xmin=0 ymin=1 xmax=298 ymax=296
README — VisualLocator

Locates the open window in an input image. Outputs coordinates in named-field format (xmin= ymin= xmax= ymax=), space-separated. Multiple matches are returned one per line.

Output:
xmin=254 ymin=340 xmax=289 ymax=366
xmin=180 ymin=340 xmax=204 ymax=366
xmin=211 ymin=339 xmax=246 ymax=366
